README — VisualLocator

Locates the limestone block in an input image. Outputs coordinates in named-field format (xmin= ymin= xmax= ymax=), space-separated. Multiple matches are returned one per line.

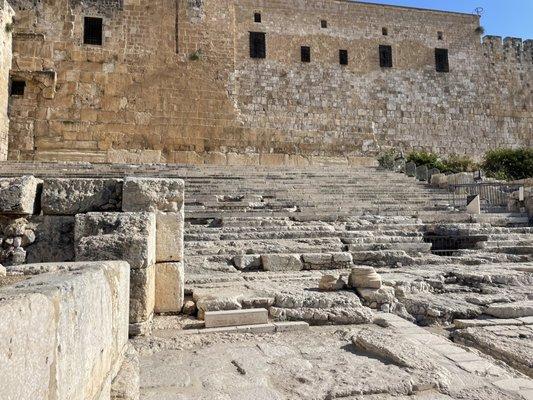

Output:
xmin=227 ymin=152 xmax=259 ymax=166
xmin=154 ymin=262 xmax=184 ymax=314
xmin=156 ymin=211 xmax=184 ymax=262
xmin=130 ymin=264 xmax=155 ymax=323
xmin=122 ymin=177 xmax=184 ymax=213
xmin=430 ymin=173 xmax=447 ymax=188
xmin=319 ymin=274 xmax=345 ymax=291
xmin=42 ymin=178 xmax=123 ymax=215
xmin=193 ymin=288 xmax=243 ymax=320
xmin=0 ymin=261 xmax=130 ymax=400
xmin=75 ymin=212 xmax=156 ymax=269
xmin=0 ymin=176 xmax=42 ymax=215
xmin=485 ymin=301 xmax=533 ymax=319
xmin=415 ymin=165 xmax=428 ymax=182
xmin=233 ymin=254 xmax=261 ymax=270
xmin=259 ymin=153 xmax=287 ymax=166
xmin=348 ymin=266 xmax=382 ymax=289
xmin=357 ymin=286 xmax=396 ymax=305
xmin=204 ymin=308 xmax=268 ymax=328
xmin=204 ymin=151 xmax=227 ymax=165
xmin=25 ymin=215 xmax=75 ymax=263
xmin=261 ymin=254 xmax=303 ymax=271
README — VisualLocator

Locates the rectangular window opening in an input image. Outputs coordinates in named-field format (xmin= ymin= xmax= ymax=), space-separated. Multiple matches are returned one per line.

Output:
xmin=435 ymin=48 xmax=449 ymax=72
xmin=83 ymin=17 xmax=103 ymax=45
xmin=321 ymin=20 xmax=327 ymax=29
xmin=249 ymin=32 xmax=266 ymax=59
xmin=254 ymin=12 xmax=261 ymax=23
xmin=382 ymin=27 xmax=388 ymax=36
xmin=379 ymin=45 xmax=393 ymax=68
xmin=301 ymin=46 xmax=311 ymax=63
xmin=339 ymin=49 xmax=348 ymax=66
xmin=10 ymin=80 xmax=25 ymax=96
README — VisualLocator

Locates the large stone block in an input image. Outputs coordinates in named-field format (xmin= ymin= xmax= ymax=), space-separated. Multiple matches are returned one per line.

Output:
xmin=261 ymin=254 xmax=303 ymax=271
xmin=75 ymin=212 xmax=156 ymax=269
xmin=156 ymin=211 xmax=184 ymax=262
xmin=41 ymin=178 xmax=123 ymax=215
xmin=122 ymin=177 xmax=184 ymax=213
xmin=130 ymin=264 xmax=155 ymax=323
xmin=154 ymin=262 xmax=184 ymax=314
xmin=0 ymin=261 xmax=130 ymax=400
xmin=0 ymin=175 xmax=42 ymax=215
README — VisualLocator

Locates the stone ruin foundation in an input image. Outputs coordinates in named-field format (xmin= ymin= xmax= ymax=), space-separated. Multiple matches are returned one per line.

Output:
xmin=0 ymin=162 xmax=531 ymax=399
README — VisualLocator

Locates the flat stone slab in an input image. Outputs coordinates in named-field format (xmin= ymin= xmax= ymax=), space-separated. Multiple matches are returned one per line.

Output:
xmin=486 ymin=301 xmax=533 ymax=319
xmin=122 ymin=177 xmax=184 ymax=212
xmin=204 ymin=308 xmax=268 ymax=328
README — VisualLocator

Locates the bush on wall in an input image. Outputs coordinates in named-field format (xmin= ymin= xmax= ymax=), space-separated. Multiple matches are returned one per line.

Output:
xmin=482 ymin=148 xmax=533 ymax=181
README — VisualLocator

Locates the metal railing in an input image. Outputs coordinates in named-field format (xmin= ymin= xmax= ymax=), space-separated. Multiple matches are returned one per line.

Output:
xmin=447 ymin=183 xmax=524 ymax=213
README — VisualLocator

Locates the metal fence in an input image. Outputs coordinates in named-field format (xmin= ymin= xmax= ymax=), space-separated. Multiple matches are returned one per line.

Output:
xmin=447 ymin=183 xmax=524 ymax=213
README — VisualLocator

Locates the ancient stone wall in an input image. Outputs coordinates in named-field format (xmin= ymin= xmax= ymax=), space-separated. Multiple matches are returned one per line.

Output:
xmin=0 ymin=0 xmax=13 ymax=160
xmin=0 ymin=173 xmax=185 ymax=335
xmin=4 ymin=0 xmax=533 ymax=164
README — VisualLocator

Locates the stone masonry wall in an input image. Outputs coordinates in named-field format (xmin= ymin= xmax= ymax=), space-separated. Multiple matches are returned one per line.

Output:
xmin=5 ymin=0 xmax=533 ymax=164
xmin=0 ymin=174 xmax=185 ymax=336
xmin=0 ymin=0 xmax=13 ymax=160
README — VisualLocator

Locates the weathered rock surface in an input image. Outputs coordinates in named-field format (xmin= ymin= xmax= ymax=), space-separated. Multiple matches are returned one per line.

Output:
xmin=130 ymin=265 xmax=155 ymax=323
xmin=111 ymin=343 xmax=140 ymax=400
xmin=75 ymin=212 xmax=156 ymax=269
xmin=0 ymin=261 xmax=130 ymax=400
xmin=122 ymin=177 xmax=184 ymax=213
xmin=319 ymin=274 xmax=345 ymax=291
xmin=41 ymin=178 xmax=123 ymax=215
xmin=156 ymin=211 xmax=184 ymax=262
xmin=261 ymin=254 xmax=303 ymax=271
xmin=485 ymin=301 xmax=533 ymax=319
xmin=0 ymin=176 xmax=41 ymax=215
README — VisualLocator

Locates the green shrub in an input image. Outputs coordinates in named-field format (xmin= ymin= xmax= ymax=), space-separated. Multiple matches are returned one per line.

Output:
xmin=406 ymin=151 xmax=445 ymax=171
xmin=482 ymin=148 xmax=533 ymax=181
xmin=440 ymin=154 xmax=478 ymax=174
xmin=377 ymin=148 xmax=399 ymax=170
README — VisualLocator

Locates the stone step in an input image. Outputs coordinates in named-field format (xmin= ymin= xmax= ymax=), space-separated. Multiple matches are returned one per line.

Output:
xmin=204 ymin=309 xmax=269 ymax=328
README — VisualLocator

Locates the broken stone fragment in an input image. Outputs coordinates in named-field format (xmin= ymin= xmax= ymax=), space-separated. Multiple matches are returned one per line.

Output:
xmin=261 ymin=253 xmax=303 ymax=271
xmin=122 ymin=177 xmax=184 ymax=213
xmin=348 ymin=266 xmax=382 ymax=289
xmin=233 ymin=254 xmax=261 ymax=270
xmin=110 ymin=343 xmax=140 ymax=400
xmin=182 ymin=300 xmax=197 ymax=316
xmin=0 ymin=176 xmax=42 ymax=215
xmin=319 ymin=274 xmax=345 ymax=291
xmin=357 ymin=286 xmax=396 ymax=306
xmin=0 ymin=264 xmax=5 ymax=276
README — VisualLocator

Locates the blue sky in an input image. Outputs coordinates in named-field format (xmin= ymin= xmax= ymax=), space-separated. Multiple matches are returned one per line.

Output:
xmin=358 ymin=0 xmax=533 ymax=39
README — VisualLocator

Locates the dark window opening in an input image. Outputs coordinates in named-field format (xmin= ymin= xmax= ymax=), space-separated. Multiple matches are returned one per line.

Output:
xmin=83 ymin=17 xmax=103 ymax=45
xmin=379 ymin=45 xmax=393 ymax=68
xmin=301 ymin=46 xmax=311 ymax=63
xmin=249 ymin=32 xmax=266 ymax=59
xmin=254 ymin=13 xmax=261 ymax=23
xmin=10 ymin=80 xmax=25 ymax=96
xmin=382 ymin=27 xmax=388 ymax=36
xmin=435 ymin=48 xmax=449 ymax=72
xmin=339 ymin=49 xmax=348 ymax=66
xmin=437 ymin=31 xmax=444 ymax=40
xmin=321 ymin=20 xmax=327 ymax=28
